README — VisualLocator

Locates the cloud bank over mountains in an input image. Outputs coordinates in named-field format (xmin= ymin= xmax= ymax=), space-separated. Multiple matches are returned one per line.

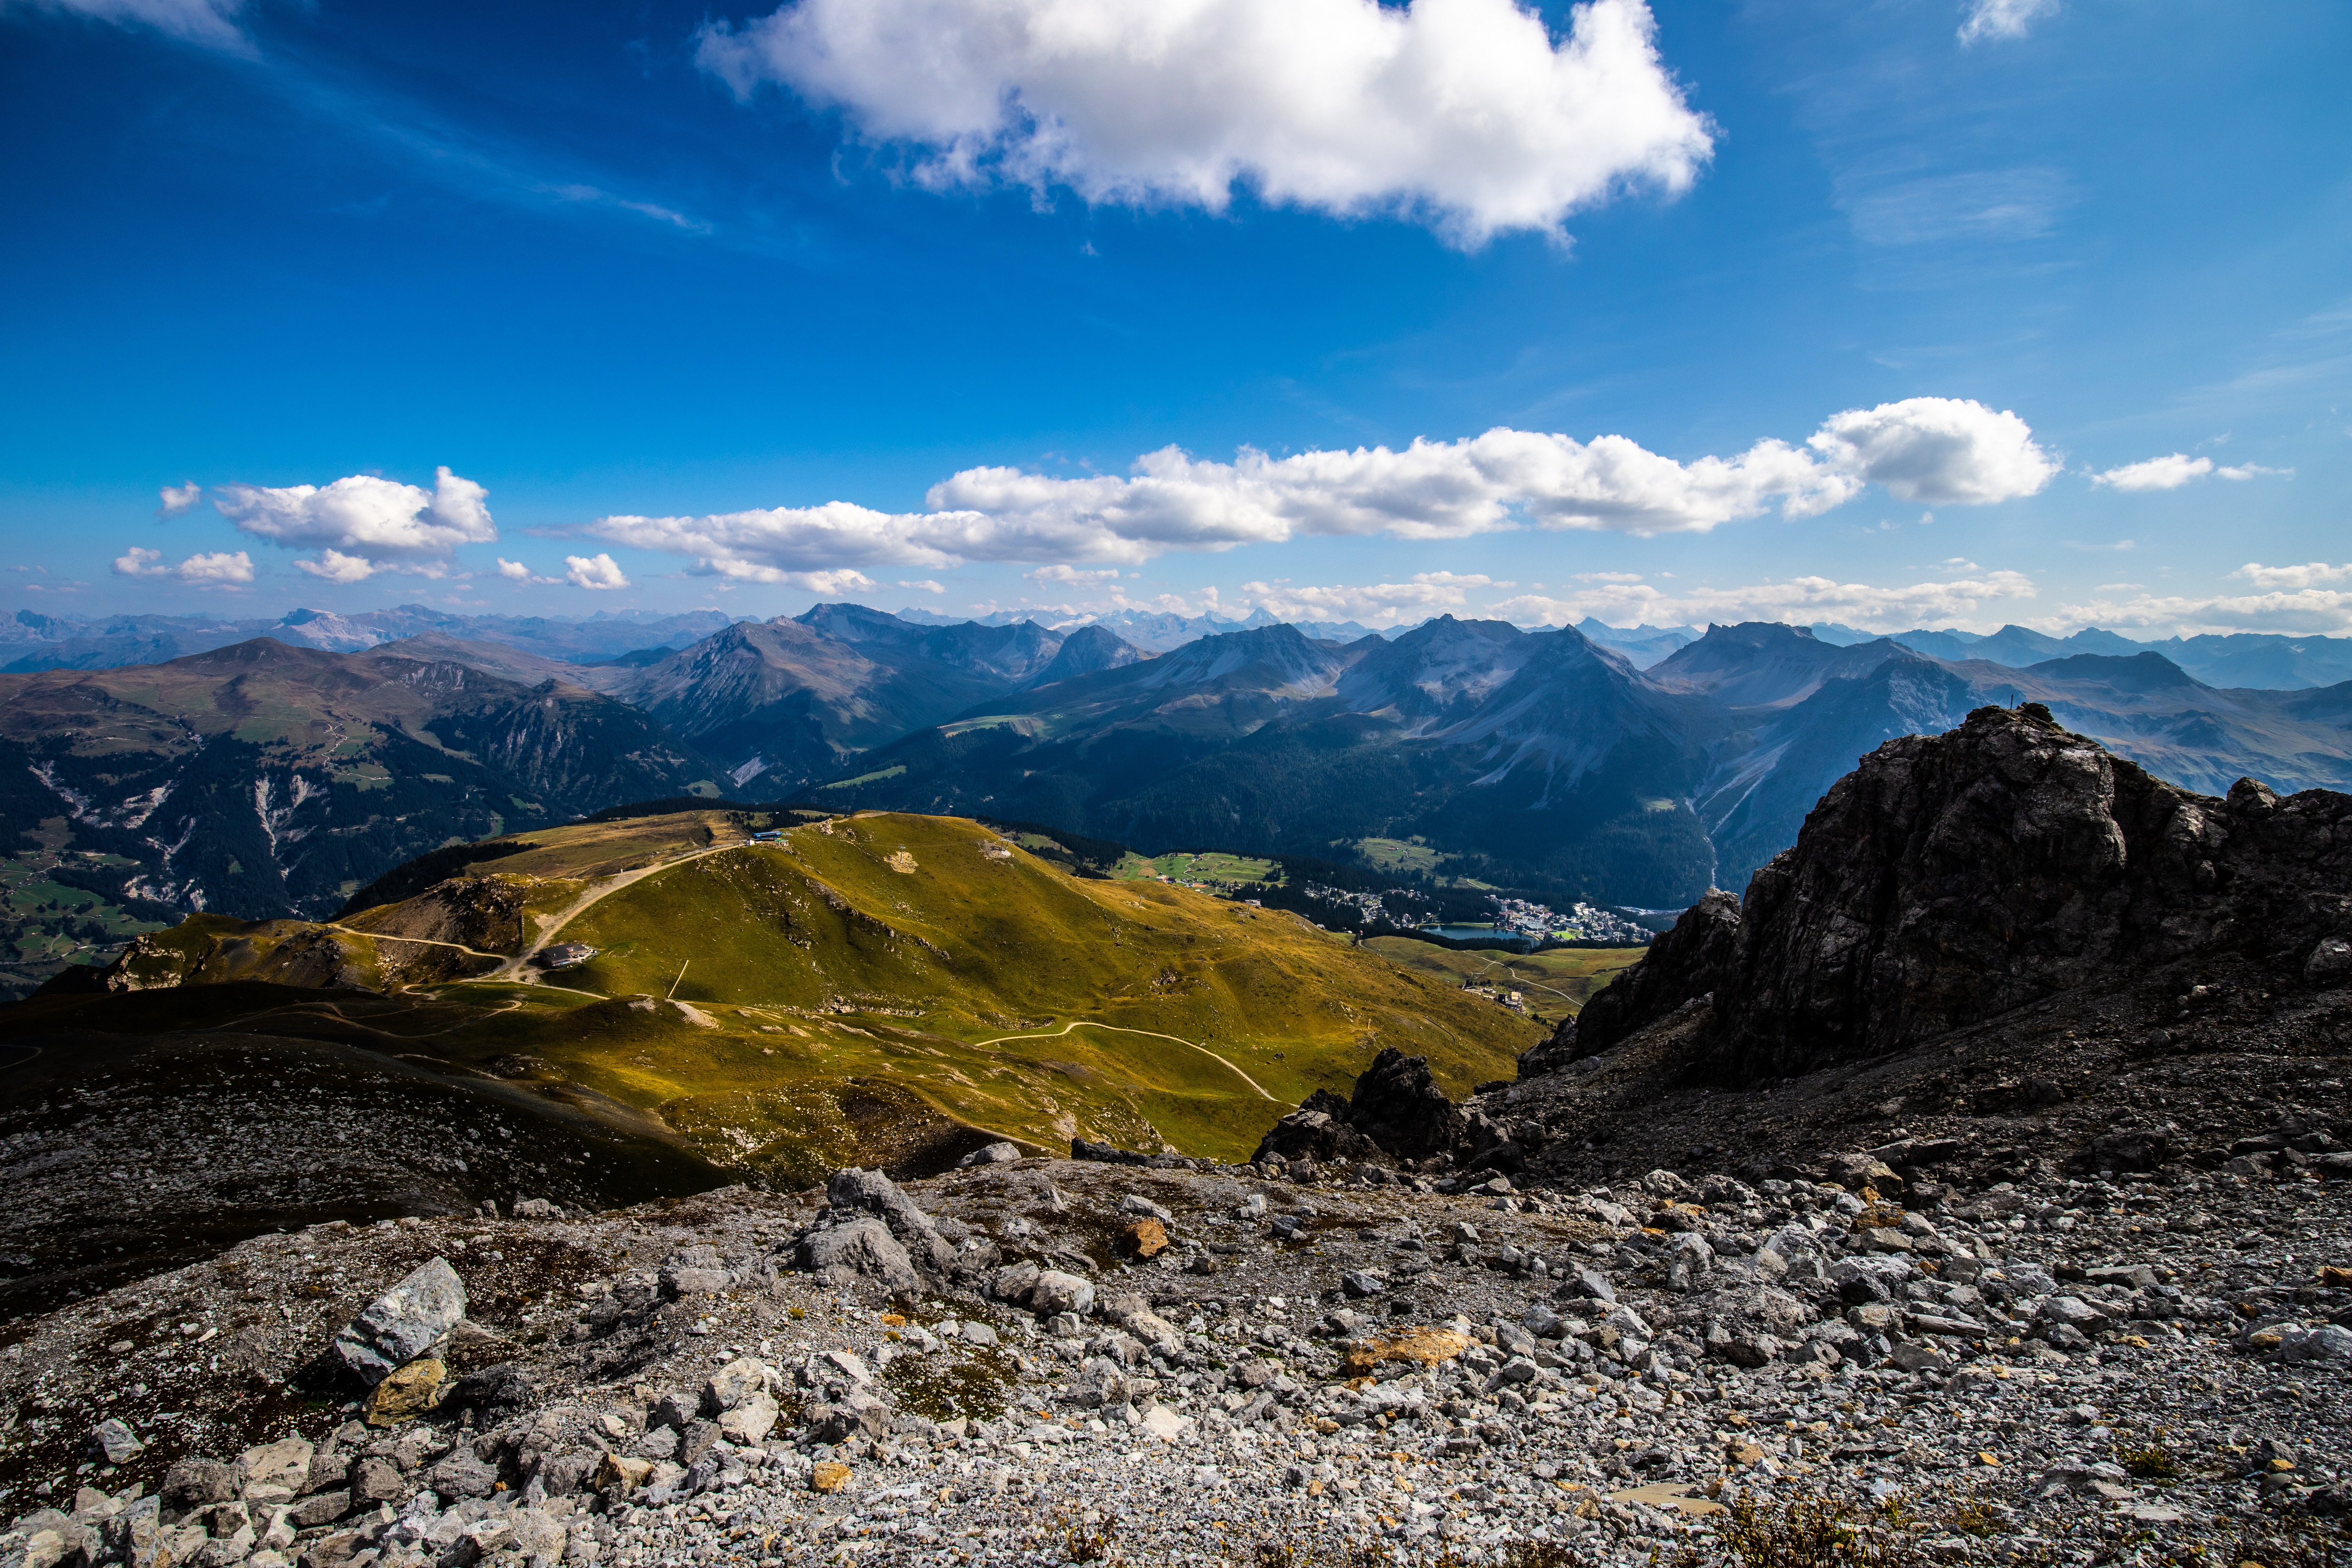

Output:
xmin=695 ymin=0 xmax=1714 ymax=245
xmin=586 ymin=396 xmax=2057 ymax=578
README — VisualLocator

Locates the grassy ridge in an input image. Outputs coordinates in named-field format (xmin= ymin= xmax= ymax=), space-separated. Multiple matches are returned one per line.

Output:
xmin=542 ymin=813 xmax=1534 ymax=1163
xmin=68 ymin=810 xmax=1557 ymax=1182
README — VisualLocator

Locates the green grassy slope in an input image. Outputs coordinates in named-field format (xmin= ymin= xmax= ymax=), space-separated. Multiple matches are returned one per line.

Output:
xmin=44 ymin=810 xmax=1550 ymax=1182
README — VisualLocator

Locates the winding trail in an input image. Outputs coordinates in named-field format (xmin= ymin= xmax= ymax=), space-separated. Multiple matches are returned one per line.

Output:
xmin=326 ymin=925 xmax=507 ymax=962
xmin=492 ymin=838 xmax=763 ymax=983
xmin=970 ymin=1019 xmax=1276 ymax=1101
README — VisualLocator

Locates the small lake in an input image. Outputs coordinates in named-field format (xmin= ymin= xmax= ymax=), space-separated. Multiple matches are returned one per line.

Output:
xmin=1418 ymin=925 xmax=1541 ymax=950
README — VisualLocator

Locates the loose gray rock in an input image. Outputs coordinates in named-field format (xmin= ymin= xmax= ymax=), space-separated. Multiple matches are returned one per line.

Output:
xmin=330 ymin=1257 xmax=468 ymax=1387
xmin=89 ymin=1418 xmax=142 ymax=1465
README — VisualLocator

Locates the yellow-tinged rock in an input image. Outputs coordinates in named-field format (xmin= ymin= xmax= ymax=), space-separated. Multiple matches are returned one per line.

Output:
xmin=594 ymin=1453 xmax=655 ymax=1494
xmin=2315 ymin=1266 xmax=2350 ymax=1288
xmin=364 ymin=1359 xmax=447 ymax=1426
xmin=1338 ymin=1327 xmax=1470 ymax=1378
xmin=1978 ymin=1452 xmax=2001 ymax=1466
xmin=1611 ymin=1482 xmax=1726 ymax=1517
xmin=1121 ymin=1219 xmax=1169 ymax=1258
xmin=1727 ymin=1442 xmax=1766 ymax=1467
xmin=810 ymin=1462 xmax=852 ymax=1494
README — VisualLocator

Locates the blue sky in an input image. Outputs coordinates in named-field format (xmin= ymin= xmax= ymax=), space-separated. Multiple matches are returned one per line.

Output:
xmin=3 ymin=0 xmax=2347 ymax=637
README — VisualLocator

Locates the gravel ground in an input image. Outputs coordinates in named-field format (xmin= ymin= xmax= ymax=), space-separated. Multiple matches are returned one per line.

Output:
xmin=3 ymin=1140 xmax=2346 ymax=1568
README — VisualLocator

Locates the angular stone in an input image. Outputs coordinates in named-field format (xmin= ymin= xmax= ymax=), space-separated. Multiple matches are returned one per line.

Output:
xmin=331 ymin=1258 xmax=468 ymax=1387
xmin=240 ymin=1438 xmax=315 ymax=1502
xmin=593 ymin=1453 xmax=655 ymax=1494
xmin=717 ymin=1393 xmax=779 ymax=1446
xmin=161 ymin=1459 xmax=241 ymax=1516
xmin=362 ymin=1358 xmax=447 ymax=1426
xmin=703 ymin=1357 xmax=775 ymax=1414
xmin=345 ymin=1458 xmax=403 ymax=1506
xmin=809 ymin=1462 xmax=852 ymax=1494
xmin=1028 ymin=1270 xmax=1095 ymax=1316
xmin=1560 ymin=1268 xmax=1616 ymax=1303
xmin=798 ymin=1217 xmax=917 ymax=1295
xmin=90 ymin=1418 xmax=143 ymax=1466
xmin=425 ymin=1448 xmax=500 ymax=1500
xmin=286 ymin=1493 xmax=350 ymax=1531
xmin=1121 ymin=1219 xmax=1169 ymax=1258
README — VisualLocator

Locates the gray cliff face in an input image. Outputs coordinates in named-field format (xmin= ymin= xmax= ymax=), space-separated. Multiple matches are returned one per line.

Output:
xmin=1571 ymin=704 xmax=2352 ymax=1084
xmin=1569 ymin=888 xmax=1742 ymax=1059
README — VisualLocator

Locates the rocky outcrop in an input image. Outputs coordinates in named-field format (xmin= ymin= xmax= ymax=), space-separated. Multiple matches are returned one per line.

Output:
xmin=1553 ymin=704 xmax=2352 ymax=1084
xmin=1567 ymin=887 xmax=1741 ymax=1059
xmin=793 ymin=1167 xmax=996 ymax=1298
xmin=1252 ymin=1049 xmax=1470 ymax=1167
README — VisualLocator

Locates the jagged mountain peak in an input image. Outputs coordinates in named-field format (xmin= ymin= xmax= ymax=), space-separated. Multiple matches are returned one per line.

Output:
xmin=1573 ymin=702 xmax=2352 ymax=1083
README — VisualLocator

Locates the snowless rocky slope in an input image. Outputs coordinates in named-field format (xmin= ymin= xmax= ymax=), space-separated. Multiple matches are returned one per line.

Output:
xmin=2 ymin=703 xmax=2347 ymax=1567
xmin=0 ymin=1144 xmax=2345 ymax=1568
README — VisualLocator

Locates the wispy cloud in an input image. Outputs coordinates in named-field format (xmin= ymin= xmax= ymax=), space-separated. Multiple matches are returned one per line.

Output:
xmin=2088 ymin=453 xmax=2292 ymax=491
xmin=1958 ymin=0 xmax=2058 ymax=45
xmin=1488 ymin=569 xmax=2038 ymax=632
xmin=12 ymin=0 xmax=253 ymax=55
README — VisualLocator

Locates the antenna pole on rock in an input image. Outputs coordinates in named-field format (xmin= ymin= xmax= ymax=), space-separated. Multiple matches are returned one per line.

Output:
xmin=668 ymin=960 xmax=690 ymax=1000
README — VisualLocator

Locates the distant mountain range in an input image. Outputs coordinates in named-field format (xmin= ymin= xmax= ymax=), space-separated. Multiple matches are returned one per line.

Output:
xmin=15 ymin=600 xmax=2352 ymax=689
xmin=0 ymin=639 xmax=710 ymax=950
xmin=0 ymin=604 xmax=735 ymax=672
xmin=4 ymin=600 xmax=2350 ymax=997
xmin=799 ymin=613 xmax=2352 ymax=911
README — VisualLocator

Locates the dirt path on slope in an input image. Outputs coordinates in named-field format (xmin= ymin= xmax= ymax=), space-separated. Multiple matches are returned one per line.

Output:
xmin=972 ymin=1019 xmax=1276 ymax=1101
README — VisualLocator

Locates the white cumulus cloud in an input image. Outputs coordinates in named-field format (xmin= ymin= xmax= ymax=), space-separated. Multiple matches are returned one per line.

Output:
xmin=588 ymin=398 xmax=2054 ymax=577
xmin=898 ymin=579 xmax=947 ymax=594
xmin=496 ymin=557 xmax=565 ymax=585
xmin=563 ymin=553 xmax=632 ymax=591
xmin=1488 ymin=568 xmax=2038 ymax=632
xmin=212 ymin=466 xmax=496 ymax=580
xmin=1805 ymin=398 xmax=2057 ymax=505
xmin=9 ymin=0 xmax=252 ymax=52
xmin=156 ymin=481 xmax=202 ymax=517
xmin=1959 ymin=0 xmax=2057 ymax=45
xmin=112 ymin=545 xmax=255 ymax=584
xmin=295 ymin=549 xmax=380 ymax=584
xmin=695 ymin=0 xmax=1714 ymax=246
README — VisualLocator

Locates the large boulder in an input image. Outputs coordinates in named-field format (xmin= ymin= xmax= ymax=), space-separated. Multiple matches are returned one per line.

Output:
xmin=1250 ymin=1092 xmax=1378 ymax=1166
xmin=331 ymin=1258 xmax=468 ymax=1387
xmin=798 ymin=1217 xmax=918 ymax=1295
